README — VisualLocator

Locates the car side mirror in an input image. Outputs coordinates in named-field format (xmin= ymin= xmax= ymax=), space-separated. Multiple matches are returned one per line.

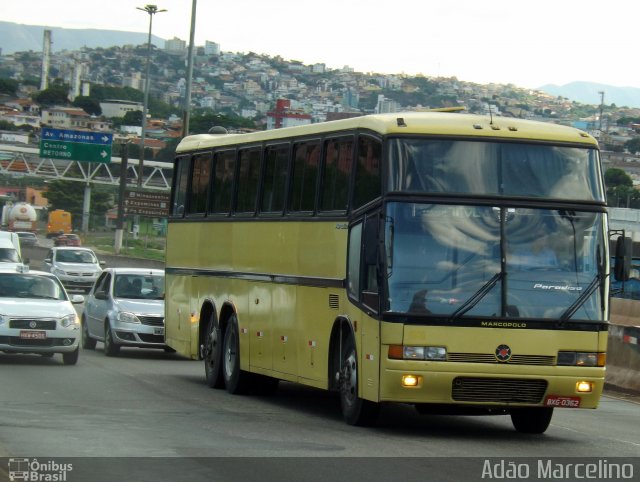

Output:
xmin=71 ymin=294 xmax=85 ymax=304
xmin=44 ymin=258 xmax=52 ymax=264
xmin=99 ymin=261 xmax=106 ymax=267
xmin=94 ymin=291 xmax=107 ymax=300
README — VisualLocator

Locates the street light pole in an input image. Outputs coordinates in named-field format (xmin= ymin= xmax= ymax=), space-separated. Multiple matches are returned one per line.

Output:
xmin=137 ymin=4 xmax=167 ymax=188
xmin=182 ymin=0 xmax=197 ymax=138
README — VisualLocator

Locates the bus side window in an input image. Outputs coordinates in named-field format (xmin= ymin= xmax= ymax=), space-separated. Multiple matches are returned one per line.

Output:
xmin=320 ymin=136 xmax=353 ymax=213
xmin=261 ymin=144 xmax=289 ymax=214
xmin=171 ymin=155 xmax=190 ymax=217
xmin=289 ymin=141 xmax=320 ymax=213
xmin=210 ymin=150 xmax=235 ymax=214
xmin=187 ymin=152 xmax=212 ymax=215
xmin=347 ymin=222 xmax=362 ymax=300
xmin=236 ymin=147 xmax=261 ymax=214
xmin=353 ymin=136 xmax=382 ymax=209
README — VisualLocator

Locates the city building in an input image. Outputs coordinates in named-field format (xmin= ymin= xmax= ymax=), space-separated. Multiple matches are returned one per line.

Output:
xmin=99 ymin=100 xmax=143 ymax=119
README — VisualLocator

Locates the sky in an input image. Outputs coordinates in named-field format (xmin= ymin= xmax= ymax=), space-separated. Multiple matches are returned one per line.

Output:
xmin=2 ymin=0 xmax=639 ymax=90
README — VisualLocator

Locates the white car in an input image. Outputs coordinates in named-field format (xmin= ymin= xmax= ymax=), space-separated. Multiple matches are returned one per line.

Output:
xmin=0 ymin=267 xmax=84 ymax=365
xmin=82 ymin=268 xmax=166 ymax=356
xmin=43 ymin=247 xmax=105 ymax=293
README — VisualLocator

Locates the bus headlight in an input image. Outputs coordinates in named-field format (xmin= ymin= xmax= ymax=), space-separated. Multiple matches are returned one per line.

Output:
xmin=389 ymin=345 xmax=447 ymax=361
xmin=557 ymin=351 xmax=604 ymax=367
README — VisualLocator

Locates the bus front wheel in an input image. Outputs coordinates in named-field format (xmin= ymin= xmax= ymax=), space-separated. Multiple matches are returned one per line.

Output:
xmin=339 ymin=337 xmax=379 ymax=426
xmin=204 ymin=314 xmax=224 ymax=389
xmin=222 ymin=314 xmax=250 ymax=394
xmin=510 ymin=407 xmax=553 ymax=434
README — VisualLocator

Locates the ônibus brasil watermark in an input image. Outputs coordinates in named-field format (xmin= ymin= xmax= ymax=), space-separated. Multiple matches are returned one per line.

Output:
xmin=7 ymin=458 xmax=73 ymax=482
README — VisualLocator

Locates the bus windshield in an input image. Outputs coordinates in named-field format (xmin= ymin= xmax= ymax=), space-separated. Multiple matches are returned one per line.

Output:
xmin=384 ymin=202 xmax=607 ymax=321
xmin=387 ymin=139 xmax=603 ymax=201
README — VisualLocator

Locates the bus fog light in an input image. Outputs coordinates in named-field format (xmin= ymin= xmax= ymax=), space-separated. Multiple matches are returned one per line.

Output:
xmin=425 ymin=346 xmax=447 ymax=360
xmin=403 ymin=346 xmax=425 ymax=359
xmin=402 ymin=375 xmax=419 ymax=387
xmin=577 ymin=381 xmax=593 ymax=393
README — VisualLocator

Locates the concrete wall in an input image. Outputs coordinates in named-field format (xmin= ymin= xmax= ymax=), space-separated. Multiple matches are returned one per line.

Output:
xmin=608 ymin=298 xmax=640 ymax=393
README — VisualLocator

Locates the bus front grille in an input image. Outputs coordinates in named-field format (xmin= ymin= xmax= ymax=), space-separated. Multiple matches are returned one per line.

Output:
xmin=447 ymin=353 xmax=556 ymax=365
xmin=451 ymin=377 xmax=547 ymax=403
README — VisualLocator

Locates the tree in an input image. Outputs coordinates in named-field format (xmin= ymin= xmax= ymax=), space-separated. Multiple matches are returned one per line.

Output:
xmin=72 ymin=96 xmax=101 ymax=116
xmin=624 ymin=137 xmax=640 ymax=155
xmin=34 ymin=85 xmax=69 ymax=107
xmin=122 ymin=110 xmax=143 ymax=126
xmin=605 ymin=168 xmax=633 ymax=188
xmin=42 ymin=180 xmax=114 ymax=230
xmin=0 ymin=78 xmax=18 ymax=96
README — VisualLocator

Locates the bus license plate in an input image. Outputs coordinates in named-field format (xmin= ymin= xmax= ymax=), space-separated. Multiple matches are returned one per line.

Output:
xmin=154 ymin=327 xmax=164 ymax=336
xmin=544 ymin=395 xmax=581 ymax=408
xmin=20 ymin=331 xmax=46 ymax=340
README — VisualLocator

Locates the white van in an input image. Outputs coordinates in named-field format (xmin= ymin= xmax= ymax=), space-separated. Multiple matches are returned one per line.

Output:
xmin=0 ymin=231 xmax=24 ymax=268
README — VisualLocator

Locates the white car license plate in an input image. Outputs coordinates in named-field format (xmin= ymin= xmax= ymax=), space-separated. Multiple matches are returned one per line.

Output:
xmin=154 ymin=327 xmax=164 ymax=336
xmin=20 ymin=330 xmax=46 ymax=340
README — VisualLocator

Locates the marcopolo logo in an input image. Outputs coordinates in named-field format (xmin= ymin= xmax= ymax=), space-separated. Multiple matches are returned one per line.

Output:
xmin=7 ymin=458 xmax=73 ymax=481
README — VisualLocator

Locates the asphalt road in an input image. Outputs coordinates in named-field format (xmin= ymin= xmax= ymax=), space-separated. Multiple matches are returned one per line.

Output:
xmin=0 ymin=240 xmax=638 ymax=482
xmin=0 ymin=345 xmax=639 ymax=481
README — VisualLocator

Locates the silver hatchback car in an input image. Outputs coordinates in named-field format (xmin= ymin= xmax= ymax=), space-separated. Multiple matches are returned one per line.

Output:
xmin=81 ymin=268 xmax=166 ymax=356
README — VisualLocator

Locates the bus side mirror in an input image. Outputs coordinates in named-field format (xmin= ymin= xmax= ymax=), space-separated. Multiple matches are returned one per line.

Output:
xmin=363 ymin=217 xmax=378 ymax=266
xmin=614 ymin=236 xmax=632 ymax=282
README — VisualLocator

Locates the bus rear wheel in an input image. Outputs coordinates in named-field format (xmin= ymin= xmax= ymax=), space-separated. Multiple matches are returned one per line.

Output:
xmin=339 ymin=336 xmax=379 ymax=426
xmin=510 ymin=407 xmax=553 ymax=434
xmin=204 ymin=314 xmax=224 ymax=389
xmin=222 ymin=314 xmax=250 ymax=394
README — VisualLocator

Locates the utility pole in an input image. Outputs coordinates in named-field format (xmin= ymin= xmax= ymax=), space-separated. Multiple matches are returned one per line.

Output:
xmin=598 ymin=90 xmax=605 ymax=132
xmin=136 ymin=4 xmax=166 ymax=239
xmin=115 ymin=141 xmax=130 ymax=254
xmin=182 ymin=0 xmax=197 ymax=138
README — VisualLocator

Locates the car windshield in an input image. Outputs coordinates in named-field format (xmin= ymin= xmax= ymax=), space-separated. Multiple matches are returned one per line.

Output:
xmin=384 ymin=202 xmax=607 ymax=321
xmin=56 ymin=250 xmax=96 ymax=263
xmin=114 ymin=274 xmax=165 ymax=300
xmin=0 ymin=273 xmax=66 ymax=300
xmin=0 ymin=248 xmax=20 ymax=263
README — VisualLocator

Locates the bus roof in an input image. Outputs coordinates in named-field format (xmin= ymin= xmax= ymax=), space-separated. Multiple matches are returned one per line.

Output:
xmin=176 ymin=112 xmax=598 ymax=153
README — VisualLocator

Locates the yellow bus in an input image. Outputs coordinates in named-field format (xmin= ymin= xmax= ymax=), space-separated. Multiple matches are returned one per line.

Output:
xmin=165 ymin=112 xmax=615 ymax=433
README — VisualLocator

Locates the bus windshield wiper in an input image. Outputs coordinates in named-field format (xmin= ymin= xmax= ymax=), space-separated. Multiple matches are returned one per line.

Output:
xmin=559 ymin=273 xmax=603 ymax=322
xmin=447 ymin=272 xmax=503 ymax=323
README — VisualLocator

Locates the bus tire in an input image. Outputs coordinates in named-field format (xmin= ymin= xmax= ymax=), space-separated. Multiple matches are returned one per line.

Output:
xmin=510 ymin=407 xmax=553 ymax=434
xmin=339 ymin=336 xmax=379 ymax=426
xmin=204 ymin=313 xmax=224 ymax=389
xmin=222 ymin=314 xmax=250 ymax=394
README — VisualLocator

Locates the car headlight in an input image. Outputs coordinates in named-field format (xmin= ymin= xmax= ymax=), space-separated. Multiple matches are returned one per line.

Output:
xmin=61 ymin=313 xmax=79 ymax=328
xmin=0 ymin=314 xmax=8 ymax=326
xmin=53 ymin=268 xmax=66 ymax=276
xmin=117 ymin=312 xmax=141 ymax=324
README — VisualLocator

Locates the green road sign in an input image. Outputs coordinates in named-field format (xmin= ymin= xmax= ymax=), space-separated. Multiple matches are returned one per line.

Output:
xmin=40 ymin=139 xmax=112 ymax=163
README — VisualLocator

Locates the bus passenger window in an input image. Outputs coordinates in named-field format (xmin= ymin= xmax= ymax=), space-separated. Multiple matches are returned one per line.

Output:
xmin=187 ymin=152 xmax=212 ymax=215
xmin=171 ymin=155 xmax=190 ymax=217
xmin=320 ymin=137 xmax=353 ymax=212
xmin=353 ymin=137 xmax=381 ymax=209
xmin=289 ymin=141 xmax=320 ymax=213
xmin=261 ymin=145 xmax=289 ymax=213
xmin=236 ymin=148 xmax=261 ymax=214
xmin=210 ymin=150 xmax=235 ymax=214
